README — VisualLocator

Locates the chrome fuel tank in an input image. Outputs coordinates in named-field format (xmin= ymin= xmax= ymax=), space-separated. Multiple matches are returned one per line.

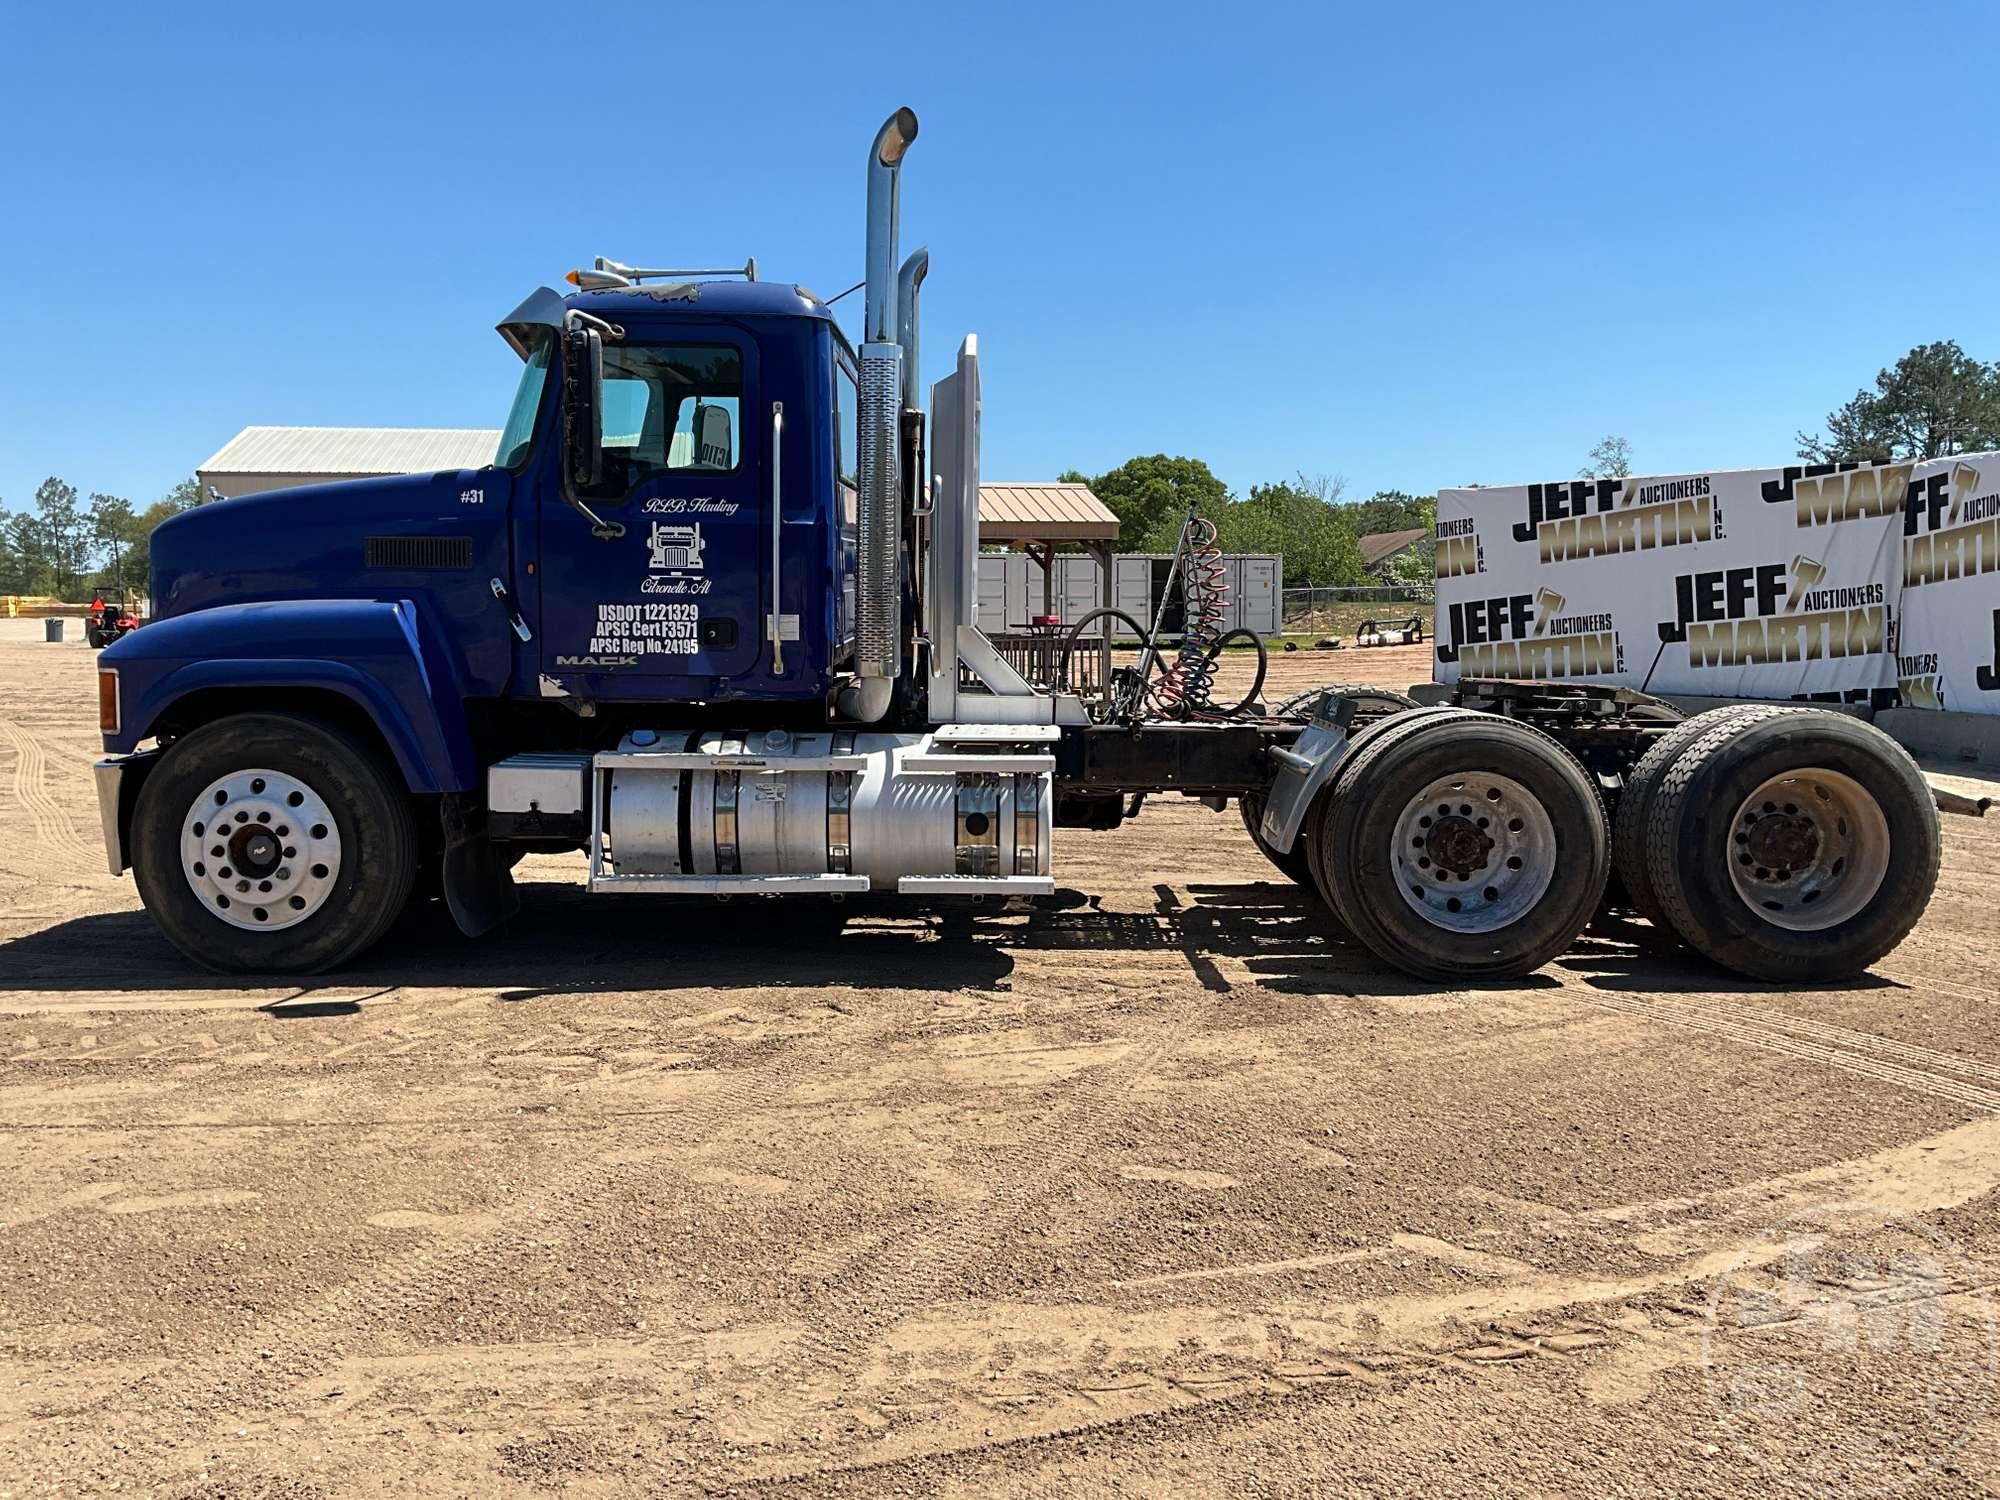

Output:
xmin=596 ymin=727 xmax=1052 ymax=894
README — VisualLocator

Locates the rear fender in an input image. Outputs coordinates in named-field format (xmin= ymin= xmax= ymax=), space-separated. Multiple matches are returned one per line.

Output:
xmin=102 ymin=599 xmax=475 ymax=793
xmin=1257 ymin=694 xmax=1358 ymax=853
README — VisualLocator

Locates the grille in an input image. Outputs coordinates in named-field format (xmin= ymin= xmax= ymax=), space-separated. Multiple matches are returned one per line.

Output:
xmin=364 ymin=535 xmax=474 ymax=570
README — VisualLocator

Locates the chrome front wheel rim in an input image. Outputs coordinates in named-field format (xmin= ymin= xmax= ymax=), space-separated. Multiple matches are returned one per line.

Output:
xmin=180 ymin=769 xmax=343 ymax=932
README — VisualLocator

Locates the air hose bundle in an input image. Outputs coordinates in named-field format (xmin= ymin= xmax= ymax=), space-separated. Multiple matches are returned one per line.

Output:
xmin=1055 ymin=510 xmax=1268 ymax=723
xmin=1145 ymin=516 xmax=1231 ymax=716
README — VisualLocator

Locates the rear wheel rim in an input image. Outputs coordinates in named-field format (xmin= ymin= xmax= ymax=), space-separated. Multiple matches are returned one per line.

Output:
xmin=179 ymin=769 xmax=342 ymax=932
xmin=1725 ymin=768 xmax=1888 ymax=931
xmin=1391 ymin=772 xmax=1556 ymax=933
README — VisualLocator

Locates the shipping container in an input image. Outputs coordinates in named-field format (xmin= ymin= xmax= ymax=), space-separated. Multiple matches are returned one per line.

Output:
xmin=974 ymin=553 xmax=1282 ymax=637
xmin=1113 ymin=553 xmax=1283 ymax=637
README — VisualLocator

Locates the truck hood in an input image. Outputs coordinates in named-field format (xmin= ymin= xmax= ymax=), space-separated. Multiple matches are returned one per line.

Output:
xmin=152 ymin=470 xmax=510 ymax=619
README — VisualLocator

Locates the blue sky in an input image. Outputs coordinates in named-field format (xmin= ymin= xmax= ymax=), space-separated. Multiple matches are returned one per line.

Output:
xmin=2 ymin=0 xmax=1995 ymax=514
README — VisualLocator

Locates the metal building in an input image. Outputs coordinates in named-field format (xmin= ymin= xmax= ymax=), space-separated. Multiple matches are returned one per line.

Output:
xmin=195 ymin=427 xmax=503 ymax=501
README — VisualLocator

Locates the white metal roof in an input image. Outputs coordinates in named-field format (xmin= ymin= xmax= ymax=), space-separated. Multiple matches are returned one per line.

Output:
xmin=197 ymin=426 xmax=503 ymax=477
xmin=977 ymin=482 xmax=1120 ymax=542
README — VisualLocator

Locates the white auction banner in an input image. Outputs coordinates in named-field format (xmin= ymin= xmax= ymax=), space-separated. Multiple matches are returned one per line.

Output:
xmin=1893 ymin=450 xmax=2000 ymax=712
xmin=1433 ymin=453 xmax=2000 ymax=711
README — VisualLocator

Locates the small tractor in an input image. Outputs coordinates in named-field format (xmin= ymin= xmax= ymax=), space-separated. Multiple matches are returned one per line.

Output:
xmin=86 ymin=601 xmax=140 ymax=650
xmin=93 ymin=108 xmax=1941 ymax=985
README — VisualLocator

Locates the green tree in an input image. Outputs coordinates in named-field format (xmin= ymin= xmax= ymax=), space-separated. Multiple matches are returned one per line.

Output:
xmin=1799 ymin=341 xmax=2000 ymax=461
xmin=1384 ymin=546 xmax=1435 ymax=603
xmin=1579 ymin=435 xmax=1633 ymax=479
xmin=1074 ymin=455 xmax=1233 ymax=552
xmin=88 ymin=492 xmax=140 ymax=596
xmin=1216 ymin=477 xmax=1368 ymax=587
xmin=1343 ymin=488 xmax=1436 ymax=539
xmin=34 ymin=477 xmax=90 ymax=599
xmin=0 ymin=507 xmax=19 ymax=594
xmin=2 ymin=510 xmax=53 ymax=595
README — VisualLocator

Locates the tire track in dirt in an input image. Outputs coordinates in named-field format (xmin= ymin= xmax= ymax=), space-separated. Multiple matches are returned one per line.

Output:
xmin=727 ymin=885 xmax=1237 ymax=1462
xmin=1561 ymin=977 xmax=2000 ymax=1113
xmin=733 ymin=1273 xmax=2000 ymax=1493
xmin=0 ymin=717 xmax=97 ymax=869
xmin=730 ymin=1115 xmax=2000 ymax=1487
xmin=28 ymin=992 xmax=929 ymax=1488
xmin=1876 ymin=966 xmax=2000 ymax=1009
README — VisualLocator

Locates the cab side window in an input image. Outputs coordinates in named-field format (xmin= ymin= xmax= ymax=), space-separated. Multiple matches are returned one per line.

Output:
xmin=833 ymin=353 xmax=859 ymax=493
xmin=584 ymin=344 xmax=743 ymax=501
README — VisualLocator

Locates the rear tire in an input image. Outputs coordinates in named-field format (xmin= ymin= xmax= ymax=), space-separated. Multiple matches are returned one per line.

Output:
xmin=1239 ymin=685 xmax=1420 ymax=888
xmin=1640 ymin=708 xmax=1939 ymax=982
xmin=1611 ymin=705 xmax=1762 ymax=927
xmin=132 ymin=713 xmax=417 ymax=973
xmin=1317 ymin=709 xmax=1608 ymax=980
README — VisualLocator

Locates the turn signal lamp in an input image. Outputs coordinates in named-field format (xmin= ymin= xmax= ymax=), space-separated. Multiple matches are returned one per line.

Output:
xmin=98 ymin=668 xmax=120 ymax=734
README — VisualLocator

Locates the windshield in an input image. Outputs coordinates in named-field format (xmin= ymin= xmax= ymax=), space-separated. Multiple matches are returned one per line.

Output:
xmin=495 ymin=330 xmax=553 ymax=468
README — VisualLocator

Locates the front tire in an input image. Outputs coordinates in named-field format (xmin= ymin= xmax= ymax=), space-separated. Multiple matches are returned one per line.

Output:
xmin=1317 ymin=709 xmax=1608 ymax=980
xmin=132 ymin=713 xmax=417 ymax=973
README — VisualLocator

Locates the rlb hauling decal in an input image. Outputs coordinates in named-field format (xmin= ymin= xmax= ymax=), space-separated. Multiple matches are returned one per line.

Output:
xmin=1509 ymin=476 xmax=1719 ymax=564
xmin=1654 ymin=559 xmax=1887 ymax=668
xmin=1436 ymin=588 xmax=1622 ymax=677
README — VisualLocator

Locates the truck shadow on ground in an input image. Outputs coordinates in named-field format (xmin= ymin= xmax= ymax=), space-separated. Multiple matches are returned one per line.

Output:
xmin=0 ymin=879 xmax=1704 ymax=1004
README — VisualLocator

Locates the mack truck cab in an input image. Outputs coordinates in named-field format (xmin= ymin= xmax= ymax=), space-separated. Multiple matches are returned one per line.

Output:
xmin=92 ymin=108 xmax=1943 ymax=986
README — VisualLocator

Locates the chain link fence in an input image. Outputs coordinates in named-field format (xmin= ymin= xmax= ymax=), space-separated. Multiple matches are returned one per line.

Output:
xmin=1281 ymin=586 xmax=1431 ymax=637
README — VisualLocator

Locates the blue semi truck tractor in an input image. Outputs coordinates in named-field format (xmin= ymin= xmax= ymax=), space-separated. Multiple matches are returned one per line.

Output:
xmin=91 ymin=108 xmax=1941 ymax=984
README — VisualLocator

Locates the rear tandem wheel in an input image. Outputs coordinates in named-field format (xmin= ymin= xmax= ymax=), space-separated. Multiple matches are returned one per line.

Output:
xmin=1313 ymin=708 xmax=1609 ymax=981
xmin=1237 ymin=685 xmax=1420 ymax=888
xmin=1635 ymin=707 xmax=1940 ymax=981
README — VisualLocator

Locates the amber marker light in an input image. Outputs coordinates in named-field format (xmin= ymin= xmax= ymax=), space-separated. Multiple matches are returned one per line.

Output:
xmin=98 ymin=668 xmax=120 ymax=734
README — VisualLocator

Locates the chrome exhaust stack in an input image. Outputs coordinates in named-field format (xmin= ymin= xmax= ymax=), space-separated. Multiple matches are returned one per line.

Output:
xmin=852 ymin=107 xmax=920 ymax=713
xmin=897 ymin=247 xmax=928 ymax=408
xmin=864 ymin=108 xmax=917 ymax=345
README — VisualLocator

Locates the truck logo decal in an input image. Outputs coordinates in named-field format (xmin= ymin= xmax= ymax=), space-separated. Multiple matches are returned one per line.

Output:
xmin=648 ymin=521 xmax=706 ymax=573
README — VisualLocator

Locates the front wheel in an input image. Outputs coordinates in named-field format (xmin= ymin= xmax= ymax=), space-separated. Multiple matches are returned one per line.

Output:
xmin=1316 ymin=709 xmax=1608 ymax=980
xmin=131 ymin=713 xmax=417 ymax=973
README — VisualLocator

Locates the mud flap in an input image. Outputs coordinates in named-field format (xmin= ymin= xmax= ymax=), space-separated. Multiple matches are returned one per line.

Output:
xmin=440 ymin=794 xmax=520 ymax=937
xmin=1257 ymin=693 xmax=1357 ymax=854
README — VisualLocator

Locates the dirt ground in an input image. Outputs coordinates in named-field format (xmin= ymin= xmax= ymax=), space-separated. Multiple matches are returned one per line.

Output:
xmin=3 ymin=623 xmax=2000 ymax=1497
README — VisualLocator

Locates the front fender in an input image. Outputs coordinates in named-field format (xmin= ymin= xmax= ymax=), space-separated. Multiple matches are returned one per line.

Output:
xmin=101 ymin=599 xmax=476 ymax=793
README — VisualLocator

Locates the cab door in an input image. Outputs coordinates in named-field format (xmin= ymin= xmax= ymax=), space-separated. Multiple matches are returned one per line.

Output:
xmin=535 ymin=334 xmax=763 ymax=696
